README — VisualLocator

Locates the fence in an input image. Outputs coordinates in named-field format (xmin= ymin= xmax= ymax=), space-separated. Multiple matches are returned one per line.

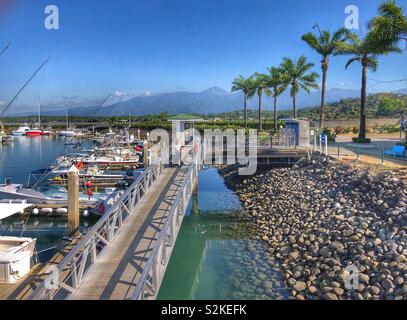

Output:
xmin=132 ymin=150 xmax=202 ymax=300
xmin=312 ymin=139 xmax=406 ymax=166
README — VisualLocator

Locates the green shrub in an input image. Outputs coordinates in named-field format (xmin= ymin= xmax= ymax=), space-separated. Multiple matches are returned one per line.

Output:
xmin=352 ymin=137 xmax=371 ymax=143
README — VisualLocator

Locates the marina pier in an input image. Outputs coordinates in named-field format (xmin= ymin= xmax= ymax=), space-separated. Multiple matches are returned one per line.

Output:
xmin=27 ymin=150 xmax=201 ymax=300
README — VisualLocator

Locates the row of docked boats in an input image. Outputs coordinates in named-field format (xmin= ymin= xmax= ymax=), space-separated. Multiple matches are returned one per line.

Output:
xmin=0 ymin=135 xmax=145 ymax=216
xmin=11 ymin=124 xmax=82 ymax=137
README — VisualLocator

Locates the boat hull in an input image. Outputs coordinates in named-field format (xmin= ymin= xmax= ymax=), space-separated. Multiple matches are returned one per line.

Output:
xmin=26 ymin=131 xmax=43 ymax=136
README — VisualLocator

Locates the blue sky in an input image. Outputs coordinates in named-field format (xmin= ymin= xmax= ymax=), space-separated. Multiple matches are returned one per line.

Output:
xmin=0 ymin=0 xmax=406 ymax=109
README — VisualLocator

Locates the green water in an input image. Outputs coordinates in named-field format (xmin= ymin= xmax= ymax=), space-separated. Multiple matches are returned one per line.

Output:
xmin=158 ymin=169 xmax=289 ymax=300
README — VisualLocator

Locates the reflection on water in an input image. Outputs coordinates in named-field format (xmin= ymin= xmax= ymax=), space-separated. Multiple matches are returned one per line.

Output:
xmin=158 ymin=169 xmax=289 ymax=300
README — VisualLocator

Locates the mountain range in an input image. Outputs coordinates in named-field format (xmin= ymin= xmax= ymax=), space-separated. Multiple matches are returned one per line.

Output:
xmin=5 ymin=87 xmax=407 ymax=117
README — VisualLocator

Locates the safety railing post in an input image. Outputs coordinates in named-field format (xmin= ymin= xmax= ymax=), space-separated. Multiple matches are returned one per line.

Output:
xmin=381 ymin=148 xmax=384 ymax=165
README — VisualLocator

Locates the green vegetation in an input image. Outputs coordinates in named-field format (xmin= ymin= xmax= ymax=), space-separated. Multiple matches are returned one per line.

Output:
xmin=301 ymin=26 xmax=350 ymax=128
xmin=230 ymin=0 xmax=407 ymax=141
xmin=352 ymin=137 xmax=372 ymax=144
xmin=252 ymin=73 xmax=271 ymax=131
xmin=377 ymin=97 xmax=407 ymax=116
xmin=296 ymin=93 xmax=407 ymax=120
xmin=279 ymin=56 xmax=320 ymax=118
xmin=266 ymin=67 xmax=287 ymax=131
xmin=231 ymin=75 xmax=256 ymax=129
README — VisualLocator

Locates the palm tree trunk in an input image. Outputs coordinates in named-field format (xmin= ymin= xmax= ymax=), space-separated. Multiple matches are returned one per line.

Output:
xmin=319 ymin=65 xmax=328 ymax=128
xmin=359 ymin=63 xmax=367 ymax=139
xmin=244 ymin=93 xmax=247 ymax=129
xmin=273 ymin=96 xmax=278 ymax=132
xmin=293 ymin=94 xmax=296 ymax=118
xmin=258 ymin=93 xmax=262 ymax=130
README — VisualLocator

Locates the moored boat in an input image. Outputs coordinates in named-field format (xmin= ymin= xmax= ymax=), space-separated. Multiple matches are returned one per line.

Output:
xmin=12 ymin=125 xmax=30 ymax=136
xmin=59 ymin=130 xmax=76 ymax=137
xmin=26 ymin=128 xmax=43 ymax=136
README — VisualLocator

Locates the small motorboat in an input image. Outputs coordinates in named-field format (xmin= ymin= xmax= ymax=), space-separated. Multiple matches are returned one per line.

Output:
xmin=0 ymin=203 xmax=37 ymax=284
xmin=0 ymin=135 xmax=14 ymax=143
xmin=0 ymin=236 xmax=37 ymax=283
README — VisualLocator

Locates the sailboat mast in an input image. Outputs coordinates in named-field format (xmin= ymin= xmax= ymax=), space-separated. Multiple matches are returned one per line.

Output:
xmin=1 ymin=57 xmax=49 ymax=117
xmin=66 ymin=108 xmax=69 ymax=131
xmin=38 ymin=95 xmax=41 ymax=128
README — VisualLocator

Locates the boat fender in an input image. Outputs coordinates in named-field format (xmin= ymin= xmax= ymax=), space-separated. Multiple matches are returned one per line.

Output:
xmin=40 ymin=208 xmax=53 ymax=214
xmin=82 ymin=209 xmax=89 ymax=218
xmin=55 ymin=208 xmax=68 ymax=215
xmin=32 ymin=208 xmax=39 ymax=215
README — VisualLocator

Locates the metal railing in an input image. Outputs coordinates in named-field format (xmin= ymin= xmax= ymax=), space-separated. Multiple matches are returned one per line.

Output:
xmin=132 ymin=150 xmax=202 ymax=300
xmin=28 ymin=160 xmax=164 ymax=300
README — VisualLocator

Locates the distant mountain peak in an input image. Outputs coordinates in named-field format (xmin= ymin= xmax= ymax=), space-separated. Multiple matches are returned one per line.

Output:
xmin=201 ymin=87 xmax=229 ymax=95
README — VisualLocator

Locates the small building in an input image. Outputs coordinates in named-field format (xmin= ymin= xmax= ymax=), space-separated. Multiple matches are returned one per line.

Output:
xmin=168 ymin=113 xmax=204 ymax=164
xmin=280 ymin=118 xmax=310 ymax=147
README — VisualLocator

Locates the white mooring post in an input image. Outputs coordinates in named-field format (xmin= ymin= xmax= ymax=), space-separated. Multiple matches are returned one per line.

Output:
xmin=319 ymin=135 xmax=322 ymax=154
xmin=68 ymin=165 xmax=80 ymax=235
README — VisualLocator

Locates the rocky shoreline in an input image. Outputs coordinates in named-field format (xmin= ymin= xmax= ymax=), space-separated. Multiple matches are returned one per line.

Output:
xmin=219 ymin=153 xmax=407 ymax=300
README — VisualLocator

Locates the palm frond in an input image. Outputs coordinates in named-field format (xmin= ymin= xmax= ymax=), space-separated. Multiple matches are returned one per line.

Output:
xmin=345 ymin=57 xmax=361 ymax=69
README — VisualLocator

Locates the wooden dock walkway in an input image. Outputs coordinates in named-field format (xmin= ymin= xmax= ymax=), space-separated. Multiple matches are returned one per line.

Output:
xmin=69 ymin=165 xmax=187 ymax=300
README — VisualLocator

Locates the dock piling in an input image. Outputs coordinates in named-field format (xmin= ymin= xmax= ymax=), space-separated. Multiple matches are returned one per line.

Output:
xmin=68 ymin=165 xmax=80 ymax=235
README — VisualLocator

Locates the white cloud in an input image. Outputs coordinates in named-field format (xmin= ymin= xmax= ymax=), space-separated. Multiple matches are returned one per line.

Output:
xmin=114 ymin=91 xmax=127 ymax=97
xmin=0 ymin=100 xmax=5 ymax=107
xmin=339 ymin=82 xmax=354 ymax=87
xmin=144 ymin=90 xmax=153 ymax=96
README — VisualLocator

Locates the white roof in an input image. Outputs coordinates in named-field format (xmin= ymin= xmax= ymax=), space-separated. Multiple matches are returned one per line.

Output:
xmin=0 ymin=203 xmax=33 ymax=220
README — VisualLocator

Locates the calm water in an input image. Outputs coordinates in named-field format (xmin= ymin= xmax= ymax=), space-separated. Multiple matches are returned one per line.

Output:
xmin=158 ymin=169 xmax=289 ymax=300
xmin=0 ymin=136 xmax=96 ymax=262
xmin=0 ymin=135 xmax=90 ymax=184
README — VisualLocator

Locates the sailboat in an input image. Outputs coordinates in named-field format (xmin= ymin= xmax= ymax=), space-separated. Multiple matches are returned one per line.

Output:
xmin=59 ymin=107 xmax=76 ymax=137
xmin=26 ymin=96 xmax=43 ymax=136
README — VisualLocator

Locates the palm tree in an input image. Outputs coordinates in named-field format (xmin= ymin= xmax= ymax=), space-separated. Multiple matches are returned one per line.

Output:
xmin=368 ymin=0 xmax=407 ymax=48
xmin=302 ymin=26 xmax=350 ymax=128
xmin=231 ymin=75 xmax=255 ymax=128
xmin=266 ymin=67 xmax=287 ymax=131
xmin=279 ymin=56 xmax=319 ymax=118
xmin=252 ymin=73 xmax=270 ymax=130
xmin=337 ymin=32 xmax=402 ymax=140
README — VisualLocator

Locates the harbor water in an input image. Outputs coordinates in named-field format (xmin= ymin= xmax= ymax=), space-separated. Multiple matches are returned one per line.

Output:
xmin=158 ymin=168 xmax=289 ymax=300
xmin=0 ymin=136 xmax=96 ymax=262
xmin=0 ymin=135 xmax=89 ymax=184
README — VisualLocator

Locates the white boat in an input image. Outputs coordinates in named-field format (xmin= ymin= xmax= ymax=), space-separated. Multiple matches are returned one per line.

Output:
xmin=0 ymin=183 xmax=99 ymax=206
xmin=0 ymin=135 xmax=14 ymax=143
xmin=0 ymin=236 xmax=37 ymax=283
xmin=0 ymin=202 xmax=37 ymax=284
xmin=59 ymin=130 xmax=76 ymax=137
xmin=12 ymin=125 xmax=30 ymax=136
